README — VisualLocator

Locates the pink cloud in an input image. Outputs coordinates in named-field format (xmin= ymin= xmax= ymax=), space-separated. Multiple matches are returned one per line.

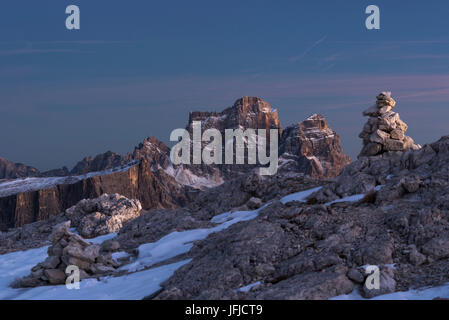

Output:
xmin=2 ymin=73 xmax=449 ymax=115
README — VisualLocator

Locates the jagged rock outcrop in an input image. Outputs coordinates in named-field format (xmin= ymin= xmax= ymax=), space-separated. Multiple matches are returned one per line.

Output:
xmin=64 ymin=194 xmax=142 ymax=238
xmin=70 ymin=151 xmax=133 ymax=175
xmin=132 ymin=136 xmax=171 ymax=170
xmin=0 ymin=159 xmax=192 ymax=230
xmin=0 ymin=158 xmax=73 ymax=180
xmin=0 ymin=152 xmax=124 ymax=180
xmin=187 ymin=96 xmax=282 ymax=135
xmin=0 ymin=157 xmax=40 ymax=180
xmin=279 ymin=114 xmax=351 ymax=178
xmin=183 ymin=96 xmax=282 ymax=180
xmin=358 ymin=92 xmax=421 ymax=157
xmin=183 ymin=97 xmax=349 ymax=180
xmin=40 ymin=167 xmax=70 ymax=177
xmin=129 ymin=97 xmax=348 ymax=188
xmin=15 ymin=221 xmax=119 ymax=287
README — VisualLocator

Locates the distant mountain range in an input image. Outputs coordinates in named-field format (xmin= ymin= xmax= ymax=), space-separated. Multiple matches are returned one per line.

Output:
xmin=0 ymin=97 xmax=350 ymax=230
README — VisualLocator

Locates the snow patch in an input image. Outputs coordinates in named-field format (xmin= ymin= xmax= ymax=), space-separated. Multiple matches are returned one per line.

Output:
xmin=236 ymin=281 xmax=261 ymax=293
xmin=111 ymin=251 xmax=130 ymax=263
xmin=0 ymin=232 xmax=121 ymax=299
xmin=280 ymin=187 xmax=322 ymax=204
xmin=325 ymin=194 xmax=365 ymax=206
xmin=0 ymin=162 xmax=138 ymax=198
xmin=88 ymin=233 xmax=117 ymax=244
xmin=307 ymin=114 xmax=320 ymax=120
xmin=164 ymin=165 xmax=223 ymax=189
xmin=12 ymin=260 xmax=191 ymax=300
xmin=331 ymin=282 xmax=449 ymax=300
xmin=326 ymin=185 xmax=383 ymax=206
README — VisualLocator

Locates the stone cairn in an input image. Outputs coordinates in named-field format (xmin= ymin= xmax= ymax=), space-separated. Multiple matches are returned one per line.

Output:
xmin=358 ymin=92 xmax=421 ymax=158
xmin=15 ymin=221 xmax=120 ymax=288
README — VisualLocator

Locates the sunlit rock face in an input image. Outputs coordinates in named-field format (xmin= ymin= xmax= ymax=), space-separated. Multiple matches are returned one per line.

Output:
xmin=279 ymin=114 xmax=351 ymax=178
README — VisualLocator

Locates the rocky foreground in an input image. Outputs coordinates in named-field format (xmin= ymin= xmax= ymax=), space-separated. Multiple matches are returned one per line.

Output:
xmin=2 ymin=93 xmax=449 ymax=300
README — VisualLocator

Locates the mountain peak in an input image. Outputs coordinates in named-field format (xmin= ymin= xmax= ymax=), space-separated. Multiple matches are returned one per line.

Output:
xmin=280 ymin=114 xmax=350 ymax=178
xmin=188 ymin=96 xmax=281 ymax=132
xmin=232 ymin=96 xmax=274 ymax=114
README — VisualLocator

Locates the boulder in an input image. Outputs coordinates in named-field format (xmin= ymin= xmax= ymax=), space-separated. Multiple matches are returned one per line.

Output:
xmin=44 ymin=269 xmax=67 ymax=285
xmin=246 ymin=197 xmax=263 ymax=210
xmin=65 ymin=194 xmax=142 ymax=238
xmin=421 ymin=237 xmax=449 ymax=260
xmin=408 ymin=245 xmax=426 ymax=266
xmin=347 ymin=268 xmax=365 ymax=284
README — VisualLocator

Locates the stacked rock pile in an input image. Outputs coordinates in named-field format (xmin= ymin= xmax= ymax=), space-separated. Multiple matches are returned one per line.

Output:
xmin=358 ymin=92 xmax=421 ymax=158
xmin=16 ymin=221 xmax=120 ymax=287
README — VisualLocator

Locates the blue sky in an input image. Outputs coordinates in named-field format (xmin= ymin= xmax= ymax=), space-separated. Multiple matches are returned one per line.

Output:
xmin=1 ymin=0 xmax=449 ymax=170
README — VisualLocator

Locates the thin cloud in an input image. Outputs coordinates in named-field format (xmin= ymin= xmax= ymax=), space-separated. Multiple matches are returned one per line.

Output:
xmin=331 ymin=39 xmax=449 ymax=45
xmin=0 ymin=48 xmax=80 ymax=56
xmin=388 ymin=54 xmax=449 ymax=60
xmin=5 ymin=73 xmax=449 ymax=114
xmin=0 ymin=40 xmax=131 ymax=56
xmin=289 ymin=35 xmax=327 ymax=62
xmin=33 ymin=40 xmax=132 ymax=45
xmin=322 ymin=53 xmax=339 ymax=63
xmin=0 ymin=40 xmax=131 ymax=45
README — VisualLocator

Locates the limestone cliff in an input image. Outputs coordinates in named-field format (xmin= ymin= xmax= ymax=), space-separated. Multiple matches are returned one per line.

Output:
xmin=279 ymin=114 xmax=351 ymax=178
xmin=0 ymin=160 xmax=192 ymax=230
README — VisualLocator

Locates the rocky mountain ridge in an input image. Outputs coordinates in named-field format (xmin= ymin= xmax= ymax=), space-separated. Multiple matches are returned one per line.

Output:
xmin=0 ymin=96 xmax=350 ymax=229
xmin=0 ymin=157 xmax=41 ymax=180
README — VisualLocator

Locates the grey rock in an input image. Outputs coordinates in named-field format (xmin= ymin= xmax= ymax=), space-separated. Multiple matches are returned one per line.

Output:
xmin=44 ymin=269 xmax=67 ymax=285
xmin=256 ymin=266 xmax=354 ymax=300
xmin=408 ymin=246 xmax=426 ymax=266
xmin=246 ymin=197 xmax=263 ymax=210
xmin=362 ymin=266 xmax=396 ymax=299
xmin=65 ymin=193 xmax=142 ymax=238
xmin=421 ymin=237 xmax=449 ymax=260
xmin=347 ymin=268 xmax=365 ymax=284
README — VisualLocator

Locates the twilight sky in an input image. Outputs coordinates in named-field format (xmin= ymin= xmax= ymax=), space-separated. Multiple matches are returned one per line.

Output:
xmin=1 ymin=0 xmax=449 ymax=170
